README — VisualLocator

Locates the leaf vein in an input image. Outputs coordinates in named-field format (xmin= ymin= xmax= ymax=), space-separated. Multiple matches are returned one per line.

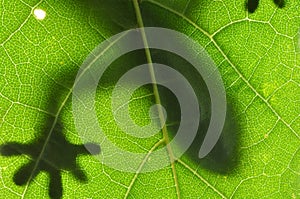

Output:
xmin=177 ymin=159 xmax=227 ymax=199
xmin=144 ymin=0 xmax=300 ymax=140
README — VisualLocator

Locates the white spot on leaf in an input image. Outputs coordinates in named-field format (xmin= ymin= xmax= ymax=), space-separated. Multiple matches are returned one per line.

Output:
xmin=33 ymin=9 xmax=46 ymax=20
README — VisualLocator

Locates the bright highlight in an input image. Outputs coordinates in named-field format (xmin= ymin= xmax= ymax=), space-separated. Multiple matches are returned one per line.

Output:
xmin=33 ymin=9 xmax=46 ymax=20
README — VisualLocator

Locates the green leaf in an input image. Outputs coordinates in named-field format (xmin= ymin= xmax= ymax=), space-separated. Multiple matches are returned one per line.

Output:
xmin=0 ymin=0 xmax=299 ymax=198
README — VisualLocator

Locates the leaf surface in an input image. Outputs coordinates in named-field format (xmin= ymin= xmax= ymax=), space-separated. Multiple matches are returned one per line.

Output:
xmin=0 ymin=0 xmax=299 ymax=198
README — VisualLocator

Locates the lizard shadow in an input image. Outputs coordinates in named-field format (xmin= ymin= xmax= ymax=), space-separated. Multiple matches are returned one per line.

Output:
xmin=2 ymin=0 xmax=288 ymax=197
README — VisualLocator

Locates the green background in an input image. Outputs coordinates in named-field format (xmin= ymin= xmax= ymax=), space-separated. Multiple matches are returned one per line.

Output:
xmin=0 ymin=0 xmax=299 ymax=198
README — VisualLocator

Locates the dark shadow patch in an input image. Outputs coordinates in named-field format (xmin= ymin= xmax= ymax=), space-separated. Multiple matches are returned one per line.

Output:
xmin=245 ymin=0 xmax=286 ymax=13
xmin=150 ymin=49 xmax=240 ymax=173
xmin=245 ymin=0 xmax=260 ymax=13
xmin=74 ymin=0 xmax=137 ymax=31
xmin=187 ymin=104 xmax=240 ymax=173
xmin=273 ymin=0 xmax=285 ymax=8
xmin=94 ymin=40 xmax=240 ymax=173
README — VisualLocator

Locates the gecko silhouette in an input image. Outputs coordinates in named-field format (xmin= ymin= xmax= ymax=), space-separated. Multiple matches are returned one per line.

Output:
xmin=2 ymin=0 xmax=289 ymax=197
xmin=0 ymin=121 xmax=100 ymax=199
xmin=246 ymin=0 xmax=285 ymax=13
